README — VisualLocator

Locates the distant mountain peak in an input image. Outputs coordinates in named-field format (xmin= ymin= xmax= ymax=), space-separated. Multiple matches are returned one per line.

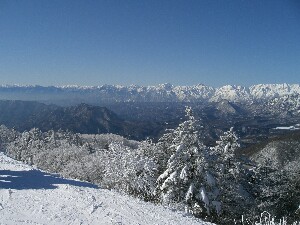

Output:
xmin=0 ymin=83 xmax=299 ymax=104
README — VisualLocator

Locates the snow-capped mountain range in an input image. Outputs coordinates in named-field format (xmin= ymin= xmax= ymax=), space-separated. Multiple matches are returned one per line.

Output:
xmin=0 ymin=83 xmax=299 ymax=104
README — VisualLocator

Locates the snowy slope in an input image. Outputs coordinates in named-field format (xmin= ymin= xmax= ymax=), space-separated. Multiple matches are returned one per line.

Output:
xmin=0 ymin=152 xmax=213 ymax=225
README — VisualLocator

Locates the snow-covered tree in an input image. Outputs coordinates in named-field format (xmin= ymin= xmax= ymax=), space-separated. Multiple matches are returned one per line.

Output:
xmin=6 ymin=128 xmax=45 ymax=164
xmin=45 ymin=130 xmax=58 ymax=148
xmin=102 ymin=142 xmax=157 ymax=199
xmin=155 ymin=107 xmax=220 ymax=218
xmin=148 ymin=131 xmax=176 ymax=183
xmin=256 ymin=158 xmax=300 ymax=222
xmin=213 ymin=128 xmax=256 ymax=222
xmin=214 ymin=127 xmax=239 ymax=162
xmin=0 ymin=125 xmax=19 ymax=143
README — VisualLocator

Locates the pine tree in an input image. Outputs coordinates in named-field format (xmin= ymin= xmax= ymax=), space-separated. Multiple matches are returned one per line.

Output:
xmin=153 ymin=130 xmax=177 ymax=179
xmin=155 ymin=107 xmax=220 ymax=218
xmin=213 ymin=128 xmax=255 ymax=222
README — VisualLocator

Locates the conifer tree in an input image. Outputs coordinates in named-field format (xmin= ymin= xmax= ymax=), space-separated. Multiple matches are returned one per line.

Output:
xmin=213 ymin=128 xmax=255 ymax=222
xmin=156 ymin=107 xmax=220 ymax=218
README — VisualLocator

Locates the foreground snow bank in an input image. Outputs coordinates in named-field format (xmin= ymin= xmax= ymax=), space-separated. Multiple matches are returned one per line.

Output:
xmin=0 ymin=152 xmax=213 ymax=225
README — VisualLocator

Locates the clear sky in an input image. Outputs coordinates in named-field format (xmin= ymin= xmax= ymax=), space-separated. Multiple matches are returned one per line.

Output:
xmin=0 ymin=0 xmax=299 ymax=87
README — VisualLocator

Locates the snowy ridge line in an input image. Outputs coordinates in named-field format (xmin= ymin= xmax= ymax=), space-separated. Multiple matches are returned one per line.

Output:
xmin=0 ymin=83 xmax=300 ymax=102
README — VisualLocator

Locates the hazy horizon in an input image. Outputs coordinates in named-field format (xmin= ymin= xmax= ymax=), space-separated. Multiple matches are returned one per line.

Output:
xmin=0 ymin=82 xmax=299 ymax=89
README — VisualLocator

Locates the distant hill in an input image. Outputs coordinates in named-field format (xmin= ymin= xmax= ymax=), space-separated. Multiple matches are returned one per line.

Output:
xmin=241 ymin=131 xmax=300 ymax=220
xmin=0 ymin=100 xmax=161 ymax=139
xmin=240 ymin=131 xmax=300 ymax=172
xmin=239 ymin=130 xmax=300 ymax=159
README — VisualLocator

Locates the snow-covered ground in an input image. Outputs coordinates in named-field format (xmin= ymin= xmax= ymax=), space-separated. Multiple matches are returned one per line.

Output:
xmin=274 ymin=124 xmax=300 ymax=130
xmin=0 ymin=152 xmax=213 ymax=225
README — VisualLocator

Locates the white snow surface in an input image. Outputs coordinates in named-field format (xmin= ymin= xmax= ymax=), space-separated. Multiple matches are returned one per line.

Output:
xmin=0 ymin=152 xmax=213 ymax=225
xmin=274 ymin=125 xmax=300 ymax=130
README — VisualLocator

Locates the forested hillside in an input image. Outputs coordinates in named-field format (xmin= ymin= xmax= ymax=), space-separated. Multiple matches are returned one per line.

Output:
xmin=1 ymin=107 xmax=299 ymax=224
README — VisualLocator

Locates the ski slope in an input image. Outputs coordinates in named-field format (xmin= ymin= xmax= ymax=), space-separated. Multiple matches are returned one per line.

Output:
xmin=0 ymin=152 xmax=213 ymax=225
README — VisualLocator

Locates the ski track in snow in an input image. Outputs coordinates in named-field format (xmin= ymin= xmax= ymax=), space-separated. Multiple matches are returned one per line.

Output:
xmin=0 ymin=152 xmax=213 ymax=225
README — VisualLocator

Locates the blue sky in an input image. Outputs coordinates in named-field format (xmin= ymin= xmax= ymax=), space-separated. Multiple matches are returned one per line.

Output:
xmin=0 ymin=0 xmax=299 ymax=87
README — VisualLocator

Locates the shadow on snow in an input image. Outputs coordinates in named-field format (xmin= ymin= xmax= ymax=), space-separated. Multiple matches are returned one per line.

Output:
xmin=0 ymin=169 xmax=99 ymax=190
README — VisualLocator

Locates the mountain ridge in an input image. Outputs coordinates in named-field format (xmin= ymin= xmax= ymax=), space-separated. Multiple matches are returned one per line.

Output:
xmin=0 ymin=83 xmax=299 ymax=104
